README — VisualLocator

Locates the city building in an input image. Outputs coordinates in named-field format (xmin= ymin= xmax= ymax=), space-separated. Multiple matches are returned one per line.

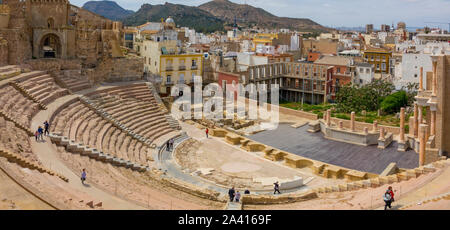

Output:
xmin=363 ymin=48 xmax=393 ymax=74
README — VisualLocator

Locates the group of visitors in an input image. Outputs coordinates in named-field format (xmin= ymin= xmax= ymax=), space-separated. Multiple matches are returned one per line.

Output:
xmin=166 ymin=138 xmax=174 ymax=151
xmin=228 ymin=187 xmax=251 ymax=202
xmin=34 ymin=121 xmax=50 ymax=142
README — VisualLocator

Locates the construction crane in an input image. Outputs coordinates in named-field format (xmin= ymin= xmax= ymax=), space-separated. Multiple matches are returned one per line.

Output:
xmin=424 ymin=22 xmax=450 ymax=32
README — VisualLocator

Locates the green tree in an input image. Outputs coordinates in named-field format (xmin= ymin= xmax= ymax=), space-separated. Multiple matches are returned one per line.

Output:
xmin=380 ymin=90 xmax=408 ymax=114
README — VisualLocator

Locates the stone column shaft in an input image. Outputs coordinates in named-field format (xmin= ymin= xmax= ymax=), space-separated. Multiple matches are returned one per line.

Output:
xmin=350 ymin=111 xmax=355 ymax=132
xmin=419 ymin=67 xmax=423 ymax=91
xmin=419 ymin=124 xmax=428 ymax=166
xmin=399 ymin=107 xmax=405 ymax=142
xmin=432 ymin=60 xmax=437 ymax=96
xmin=326 ymin=109 xmax=331 ymax=126
xmin=373 ymin=120 xmax=378 ymax=132
xmin=431 ymin=110 xmax=436 ymax=136
xmin=413 ymin=103 xmax=418 ymax=137
xmin=418 ymin=105 xmax=423 ymax=124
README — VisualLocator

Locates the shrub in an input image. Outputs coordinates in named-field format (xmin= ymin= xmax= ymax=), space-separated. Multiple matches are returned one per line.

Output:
xmin=380 ymin=91 xmax=408 ymax=114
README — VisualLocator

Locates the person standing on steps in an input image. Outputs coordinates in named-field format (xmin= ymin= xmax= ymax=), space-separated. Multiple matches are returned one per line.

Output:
xmin=44 ymin=121 xmax=50 ymax=136
xmin=228 ymin=186 xmax=235 ymax=202
xmin=205 ymin=128 xmax=209 ymax=138
xmin=37 ymin=126 xmax=44 ymax=141
xmin=81 ymin=169 xmax=87 ymax=185
xmin=274 ymin=181 xmax=281 ymax=194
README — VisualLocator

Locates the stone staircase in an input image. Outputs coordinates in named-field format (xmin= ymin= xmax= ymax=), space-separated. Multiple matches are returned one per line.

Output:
xmin=48 ymin=133 xmax=149 ymax=173
xmin=56 ymin=70 xmax=91 ymax=92
xmin=312 ymin=159 xmax=450 ymax=194
xmin=0 ymin=148 xmax=69 ymax=182
xmin=9 ymin=81 xmax=47 ymax=110
xmin=12 ymin=70 xmax=69 ymax=106
xmin=165 ymin=114 xmax=181 ymax=130
xmin=0 ymin=65 xmax=21 ymax=80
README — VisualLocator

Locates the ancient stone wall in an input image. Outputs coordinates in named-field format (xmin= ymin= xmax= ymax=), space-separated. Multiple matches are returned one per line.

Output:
xmin=86 ymin=56 xmax=144 ymax=83
xmin=0 ymin=37 xmax=7 ymax=66
xmin=0 ymin=28 xmax=32 ymax=65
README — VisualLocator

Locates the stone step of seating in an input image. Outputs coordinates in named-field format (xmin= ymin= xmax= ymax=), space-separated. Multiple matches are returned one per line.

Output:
xmin=69 ymin=82 xmax=91 ymax=92
xmin=14 ymin=71 xmax=46 ymax=82
xmin=0 ymin=65 xmax=19 ymax=73
xmin=48 ymin=134 xmax=148 ymax=173
xmin=0 ymin=69 xmax=21 ymax=79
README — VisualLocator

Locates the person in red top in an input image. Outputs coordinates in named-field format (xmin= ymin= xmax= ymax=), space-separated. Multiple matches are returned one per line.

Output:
xmin=387 ymin=186 xmax=395 ymax=202
xmin=205 ymin=128 xmax=209 ymax=138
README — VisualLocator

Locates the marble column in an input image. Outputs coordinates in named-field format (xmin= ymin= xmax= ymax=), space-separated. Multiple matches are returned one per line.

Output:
xmin=350 ymin=111 xmax=355 ymax=132
xmin=413 ymin=103 xmax=418 ymax=137
xmin=399 ymin=107 xmax=405 ymax=142
xmin=419 ymin=124 xmax=428 ymax=166
xmin=418 ymin=105 xmax=423 ymax=124
xmin=431 ymin=110 xmax=436 ymax=136
xmin=419 ymin=67 xmax=423 ymax=92
xmin=409 ymin=117 xmax=415 ymax=136
xmin=326 ymin=109 xmax=331 ymax=126
xmin=432 ymin=59 xmax=437 ymax=96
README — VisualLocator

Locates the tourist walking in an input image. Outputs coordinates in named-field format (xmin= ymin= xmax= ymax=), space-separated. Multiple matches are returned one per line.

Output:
xmin=169 ymin=138 xmax=174 ymax=150
xmin=383 ymin=191 xmax=392 ymax=210
xmin=81 ymin=169 xmax=87 ymax=185
xmin=44 ymin=121 xmax=50 ymax=136
xmin=37 ymin=126 xmax=44 ymax=141
xmin=274 ymin=181 xmax=281 ymax=194
xmin=35 ymin=130 xmax=39 ymax=142
xmin=244 ymin=189 xmax=250 ymax=195
xmin=387 ymin=186 xmax=395 ymax=202
xmin=235 ymin=191 xmax=241 ymax=202
xmin=228 ymin=186 xmax=235 ymax=202
xmin=205 ymin=128 xmax=209 ymax=138
xmin=166 ymin=140 xmax=171 ymax=151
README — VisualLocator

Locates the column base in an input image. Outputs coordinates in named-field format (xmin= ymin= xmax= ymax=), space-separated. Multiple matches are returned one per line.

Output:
xmin=397 ymin=141 xmax=409 ymax=152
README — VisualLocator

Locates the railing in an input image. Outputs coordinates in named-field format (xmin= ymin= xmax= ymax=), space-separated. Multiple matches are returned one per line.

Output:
xmin=178 ymin=65 xmax=186 ymax=71
xmin=165 ymin=66 xmax=173 ymax=71
xmin=191 ymin=65 xmax=198 ymax=70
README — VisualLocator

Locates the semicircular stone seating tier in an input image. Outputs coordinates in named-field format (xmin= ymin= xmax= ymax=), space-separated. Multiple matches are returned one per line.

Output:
xmin=13 ymin=70 xmax=69 ymax=106
xmin=84 ymin=83 xmax=176 ymax=143
xmin=50 ymin=100 xmax=149 ymax=166
xmin=0 ymin=84 xmax=40 ymax=128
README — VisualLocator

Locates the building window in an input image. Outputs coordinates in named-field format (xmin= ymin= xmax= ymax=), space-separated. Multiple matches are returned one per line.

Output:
xmin=377 ymin=64 xmax=380 ymax=70
xmin=381 ymin=63 xmax=386 ymax=71
xmin=192 ymin=59 xmax=197 ymax=67
xmin=167 ymin=75 xmax=171 ymax=83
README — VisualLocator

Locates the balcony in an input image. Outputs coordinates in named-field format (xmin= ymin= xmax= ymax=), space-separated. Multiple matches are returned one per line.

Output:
xmin=165 ymin=81 xmax=174 ymax=85
xmin=166 ymin=66 xmax=174 ymax=71
xmin=191 ymin=65 xmax=198 ymax=70
xmin=178 ymin=65 xmax=186 ymax=71
xmin=177 ymin=80 xmax=186 ymax=84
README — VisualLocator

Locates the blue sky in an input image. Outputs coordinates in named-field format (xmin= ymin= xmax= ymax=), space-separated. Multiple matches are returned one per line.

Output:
xmin=71 ymin=0 xmax=450 ymax=28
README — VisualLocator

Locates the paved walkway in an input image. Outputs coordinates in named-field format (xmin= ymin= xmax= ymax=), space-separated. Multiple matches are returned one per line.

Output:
xmin=248 ymin=124 xmax=419 ymax=174
xmin=375 ymin=165 xmax=450 ymax=210
xmin=0 ymin=167 xmax=54 ymax=210
xmin=30 ymin=94 xmax=145 ymax=210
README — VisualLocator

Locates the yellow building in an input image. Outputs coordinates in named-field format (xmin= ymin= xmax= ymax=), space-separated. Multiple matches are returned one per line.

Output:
xmin=363 ymin=49 xmax=392 ymax=74
xmin=252 ymin=33 xmax=278 ymax=51
xmin=141 ymin=39 xmax=203 ymax=95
